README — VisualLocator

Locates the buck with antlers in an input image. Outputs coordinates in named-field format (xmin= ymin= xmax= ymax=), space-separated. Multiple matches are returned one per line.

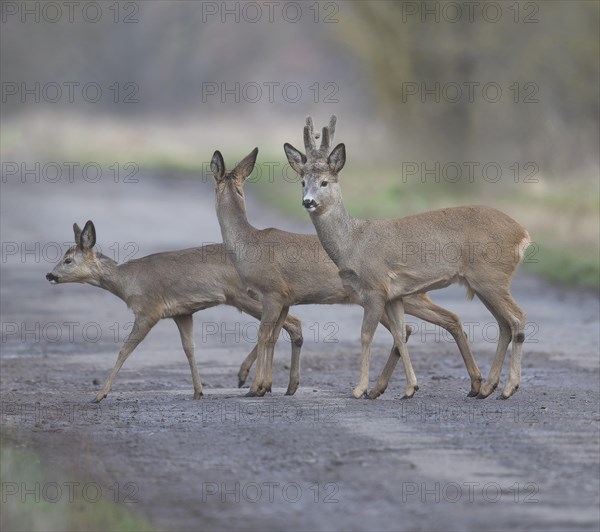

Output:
xmin=211 ymin=148 xmax=483 ymax=398
xmin=284 ymin=116 xmax=530 ymax=399
xmin=46 ymin=221 xmax=305 ymax=401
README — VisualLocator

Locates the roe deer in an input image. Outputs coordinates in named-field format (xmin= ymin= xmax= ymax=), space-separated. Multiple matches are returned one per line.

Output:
xmin=284 ymin=116 xmax=530 ymax=399
xmin=46 ymin=221 xmax=305 ymax=402
xmin=210 ymin=148 xmax=482 ymax=398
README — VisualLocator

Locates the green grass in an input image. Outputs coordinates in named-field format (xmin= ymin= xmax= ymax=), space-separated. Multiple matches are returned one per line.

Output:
xmin=0 ymin=440 xmax=154 ymax=532
xmin=523 ymin=244 xmax=599 ymax=288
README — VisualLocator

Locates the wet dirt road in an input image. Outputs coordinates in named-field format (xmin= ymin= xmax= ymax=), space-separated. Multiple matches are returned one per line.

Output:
xmin=1 ymin=173 xmax=599 ymax=531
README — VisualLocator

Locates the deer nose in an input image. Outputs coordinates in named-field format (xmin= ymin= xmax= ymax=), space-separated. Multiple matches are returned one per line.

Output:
xmin=303 ymin=199 xmax=317 ymax=209
xmin=46 ymin=273 xmax=58 ymax=283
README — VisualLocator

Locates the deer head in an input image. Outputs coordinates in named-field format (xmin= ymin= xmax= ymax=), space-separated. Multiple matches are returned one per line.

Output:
xmin=46 ymin=221 xmax=99 ymax=284
xmin=210 ymin=147 xmax=259 ymax=204
xmin=284 ymin=115 xmax=346 ymax=216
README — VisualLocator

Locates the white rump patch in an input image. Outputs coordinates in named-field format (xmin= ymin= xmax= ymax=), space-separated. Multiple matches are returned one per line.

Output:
xmin=516 ymin=232 xmax=532 ymax=263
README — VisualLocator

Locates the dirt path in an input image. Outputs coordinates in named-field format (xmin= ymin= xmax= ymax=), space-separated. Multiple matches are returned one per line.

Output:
xmin=1 ymin=174 xmax=599 ymax=531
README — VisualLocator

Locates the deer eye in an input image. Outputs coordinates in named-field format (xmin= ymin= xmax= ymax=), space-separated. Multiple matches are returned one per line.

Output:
xmin=321 ymin=180 xmax=328 ymax=187
xmin=301 ymin=180 xmax=305 ymax=188
xmin=64 ymin=258 xmax=72 ymax=265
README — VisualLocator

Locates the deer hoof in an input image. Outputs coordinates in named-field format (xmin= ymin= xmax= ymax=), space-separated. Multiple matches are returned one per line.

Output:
xmin=352 ymin=386 xmax=367 ymax=399
xmin=403 ymin=385 xmax=418 ymax=398
xmin=499 ymin=383 xmax=519 ymax=399
xmin=477 ymin=382 xmax=497 ymax=398
xmin=368 ymin=388 xmax=384 ymax=400
xmin=468 ymin=380 xmax=482 ymax=397
xmin=285 ymin=384 xmax=299 ymax=396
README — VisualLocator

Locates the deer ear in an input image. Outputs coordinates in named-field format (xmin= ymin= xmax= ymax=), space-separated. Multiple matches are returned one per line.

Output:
xmin=328 ymin=143 xmax=346 ymax=174
xmin=233 ymin=147 xmax=258 ymax=181
xmin=210 ymin=151 xmax=225 ymax=182
xmin=80 ymin=220 xmax=96 ymax=251
xmin=284 ymin=143 xmax=306 ymax=174
xmin=73 ymin=223 xmax=82 ymax=244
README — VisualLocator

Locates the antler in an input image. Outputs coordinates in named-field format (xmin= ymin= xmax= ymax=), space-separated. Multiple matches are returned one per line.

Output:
xmin=319 ymin=115 xmax=337 ymax=154
xmin=304 ymin=115 xmax=337 ymax=158
xmin=304 ymin=117 xmax=317 ymax=153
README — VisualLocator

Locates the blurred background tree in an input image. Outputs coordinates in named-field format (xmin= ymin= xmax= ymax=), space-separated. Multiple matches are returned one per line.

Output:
xmin=340 ymin=1 xmax=599 ymax=176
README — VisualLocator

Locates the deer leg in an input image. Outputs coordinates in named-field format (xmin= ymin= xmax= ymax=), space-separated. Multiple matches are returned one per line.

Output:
xmin=174 ymin=315 xmax=203 ymax=399
xmin=354 ymin=297 xmax=385 ymax=399
xmin=264 ymin=306 xmax=290 ymax=394
xmin=368 ymin=312 xmax=414 ymax=399
xmin=94 ymin=316 xmax=157 ymax=403
xmin=238 ymin=347 xmax=257 ymax=388
xmin=404 ymin=294 xmax=483 ymax=397
xmin=496 ymin=295 xmax=526 ymax=399
xmin=247 ymin=297 xmax=284 ymax=397
xmin=238 ymin=301 xmax=303 ymax=394
xmin=502 ymin=314 xmax=525 ymax=399
xmin=383 ymin=299 xmax=418 ymax=399
xmin=236 ymin=299 xmax=263 ymax=387
xmin=478 ymin=321 xmax=511 ymax=398
xmin=474 ymin=288 xmax=523 ymax=399
xmin=282 ymin=314 xmax=303 ymax=396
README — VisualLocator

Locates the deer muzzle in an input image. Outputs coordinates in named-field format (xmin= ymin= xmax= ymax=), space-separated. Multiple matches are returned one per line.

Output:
xmin=302 ymin=198 xmax=318 ymax=212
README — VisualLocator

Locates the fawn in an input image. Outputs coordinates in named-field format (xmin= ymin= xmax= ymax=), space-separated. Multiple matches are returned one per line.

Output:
xmin=46 ymin=221 xmax=304 ymax=401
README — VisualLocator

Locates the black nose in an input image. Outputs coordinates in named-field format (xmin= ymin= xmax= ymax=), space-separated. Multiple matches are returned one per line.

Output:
xmin=303 ymin=199 xmax=317 ymax=209
xmin=46 ymin=273 xmax=58 ymax=282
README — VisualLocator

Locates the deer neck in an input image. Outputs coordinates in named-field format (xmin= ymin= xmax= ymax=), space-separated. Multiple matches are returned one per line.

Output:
xmin=216 ymin=191 xmax=255 ymax=260
xmin=310 ymin=199 xmax=357 ymax=267
xmin=89 ymin=254 xmax=126 ymax=300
